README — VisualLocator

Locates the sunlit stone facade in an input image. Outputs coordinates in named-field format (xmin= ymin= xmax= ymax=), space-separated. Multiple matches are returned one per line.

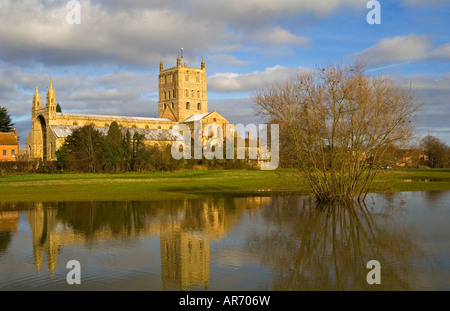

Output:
xmin=26 ymin=58 xmax=229 ymax=161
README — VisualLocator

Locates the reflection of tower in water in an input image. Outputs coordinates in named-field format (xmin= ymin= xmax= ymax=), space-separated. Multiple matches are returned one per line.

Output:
xmin=26 ymin=203 xmax=59 ymax=276
xmin=160 ymin=197 xmax=271 ymax=290
xmin=160 ymin=226 xmax=210 ymax=291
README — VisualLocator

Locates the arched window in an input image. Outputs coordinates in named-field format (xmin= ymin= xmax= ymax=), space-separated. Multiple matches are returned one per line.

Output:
xmin=186 ymin=102 xmax=190 ymax=109
xmin=197 ymin=103 xmax=201 ymax=110
xmin=213 ymin=117 xmax=217 ymax=122
xmin=171 ymin=102 xmax=174 ymax=109
xmin=173 ymin=90 xmax=175 ymax=98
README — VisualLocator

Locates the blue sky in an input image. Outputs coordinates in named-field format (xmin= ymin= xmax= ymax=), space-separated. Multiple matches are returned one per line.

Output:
xmin=0 ymin=0 xmax=449 ymax=148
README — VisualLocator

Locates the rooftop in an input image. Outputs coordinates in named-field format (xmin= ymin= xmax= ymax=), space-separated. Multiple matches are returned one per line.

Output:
xmin=182 ymin=112 xmax=211 ymax=123
xmin=0 ymin=132 xmax=19 ymax=146
xmin=56 ymin=112 xmax=173 ymax=122
xmin=51 ymin=125 xmax=182 ymax=141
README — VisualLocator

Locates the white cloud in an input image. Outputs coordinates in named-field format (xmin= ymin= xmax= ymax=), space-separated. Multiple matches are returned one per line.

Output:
xmin=431 ymin=43 xmax=450 ymax=59
xmin=354 ymin=34 xmax=450 ymax=66
xmin=354 ymin=34 xmax=432 ymax=66
xmin=394 ymin=73 xmax=450 ymax=131
xmin=208 ymin=65 xmax=304 ymax=93
xmin=0 ymin=0 xmax=373 ymax=68
xmin=256 ymin=27 xmax=309 ymax=46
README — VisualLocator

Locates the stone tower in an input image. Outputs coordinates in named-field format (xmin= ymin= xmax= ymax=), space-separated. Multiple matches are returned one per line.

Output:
xmin=27 ymin=80 xmax=58 ymax=161
xmin=158 ymin=56 xmax=208 ymax=122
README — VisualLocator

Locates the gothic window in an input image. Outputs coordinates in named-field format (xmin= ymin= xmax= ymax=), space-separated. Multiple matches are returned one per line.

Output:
xmin=186 ymin=102 xmax=190 ymax=109
xmin=197 ymin=103 xmax=201 ymax=110
xmin=164 ymin=92 xmax=167 ymax=100
xmin=171 ymin=102 xmax=174 ymax=109
xmin=164 ymin=103 xmax=167 ymax=110
xmin=173 ymin=90 xmax=175 ymax=98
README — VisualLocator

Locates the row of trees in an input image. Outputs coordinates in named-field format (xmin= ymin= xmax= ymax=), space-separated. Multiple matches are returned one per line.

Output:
xmin=56 ymin=121 xmax=179 ymax=172
xmin=55 ymin=121 xmax=257 ymax=173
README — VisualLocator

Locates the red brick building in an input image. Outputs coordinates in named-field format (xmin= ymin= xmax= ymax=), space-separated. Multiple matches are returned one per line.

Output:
xmin=0 ymin=129 xmax=19 ymax=162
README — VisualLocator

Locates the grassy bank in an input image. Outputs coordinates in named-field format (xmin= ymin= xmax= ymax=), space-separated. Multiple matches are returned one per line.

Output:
xmin=0 ymin=169 xmax=450 ymax=202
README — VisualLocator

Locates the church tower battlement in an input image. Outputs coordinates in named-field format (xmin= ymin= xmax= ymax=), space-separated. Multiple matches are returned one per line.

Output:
xmin=158 ymin=56 xmax=208 ymax=122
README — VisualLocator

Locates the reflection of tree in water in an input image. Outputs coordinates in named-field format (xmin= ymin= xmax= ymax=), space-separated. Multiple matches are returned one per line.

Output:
xmin=0 ymin=208 xmax=20 ymax=257
xmin=55 ymin=201 xmax=174 ymax=239
xmin=0 ymin=231 xmax=12 ymax=256
xmin=423 ymin=190 xmax=448 ymax=206
xmin=245 ymin=196 xmax=422 ymax=290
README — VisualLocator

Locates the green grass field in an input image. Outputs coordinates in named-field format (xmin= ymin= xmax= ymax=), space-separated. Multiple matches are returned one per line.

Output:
xmin=1 ymin=168 xmax=450 ymax=202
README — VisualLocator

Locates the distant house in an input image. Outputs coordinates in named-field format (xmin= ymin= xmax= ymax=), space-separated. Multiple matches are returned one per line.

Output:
xmin=0 ymin=129 xmax=19 ymax=162
xmin=396 ymin=148 xmax=429 ymax=168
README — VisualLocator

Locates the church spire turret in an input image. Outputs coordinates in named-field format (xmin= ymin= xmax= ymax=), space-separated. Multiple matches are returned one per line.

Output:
xmin=46 ymin=79 xmax=56 ymax=118
xmin=46 ymin=80 xmax=55 ymax=104
xmin=32 ymin=84 xmax=41 ymax=109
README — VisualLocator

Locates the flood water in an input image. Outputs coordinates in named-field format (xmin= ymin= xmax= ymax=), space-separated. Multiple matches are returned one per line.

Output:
xmin=0 ymin=191 xmax=449 ymax=291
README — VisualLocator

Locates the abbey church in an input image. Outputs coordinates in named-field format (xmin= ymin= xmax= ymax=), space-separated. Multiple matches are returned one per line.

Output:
xmin=26 ymin=57 xmax=229 ymax=161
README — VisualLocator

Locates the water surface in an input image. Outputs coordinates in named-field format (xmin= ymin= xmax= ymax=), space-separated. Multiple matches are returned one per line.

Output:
xmin=0 ymin=192 xmax=449 ymax=290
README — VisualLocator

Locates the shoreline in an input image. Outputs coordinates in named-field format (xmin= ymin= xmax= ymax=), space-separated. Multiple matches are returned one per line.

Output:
xmin=0 ymin=169 xmax=449 ymax=203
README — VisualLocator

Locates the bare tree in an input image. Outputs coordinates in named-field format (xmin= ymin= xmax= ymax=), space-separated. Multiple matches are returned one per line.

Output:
xmin=421 ymin=135 xmax=448 ymax=168
xmin=254 ymin=62 xmax=421 ymax=202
